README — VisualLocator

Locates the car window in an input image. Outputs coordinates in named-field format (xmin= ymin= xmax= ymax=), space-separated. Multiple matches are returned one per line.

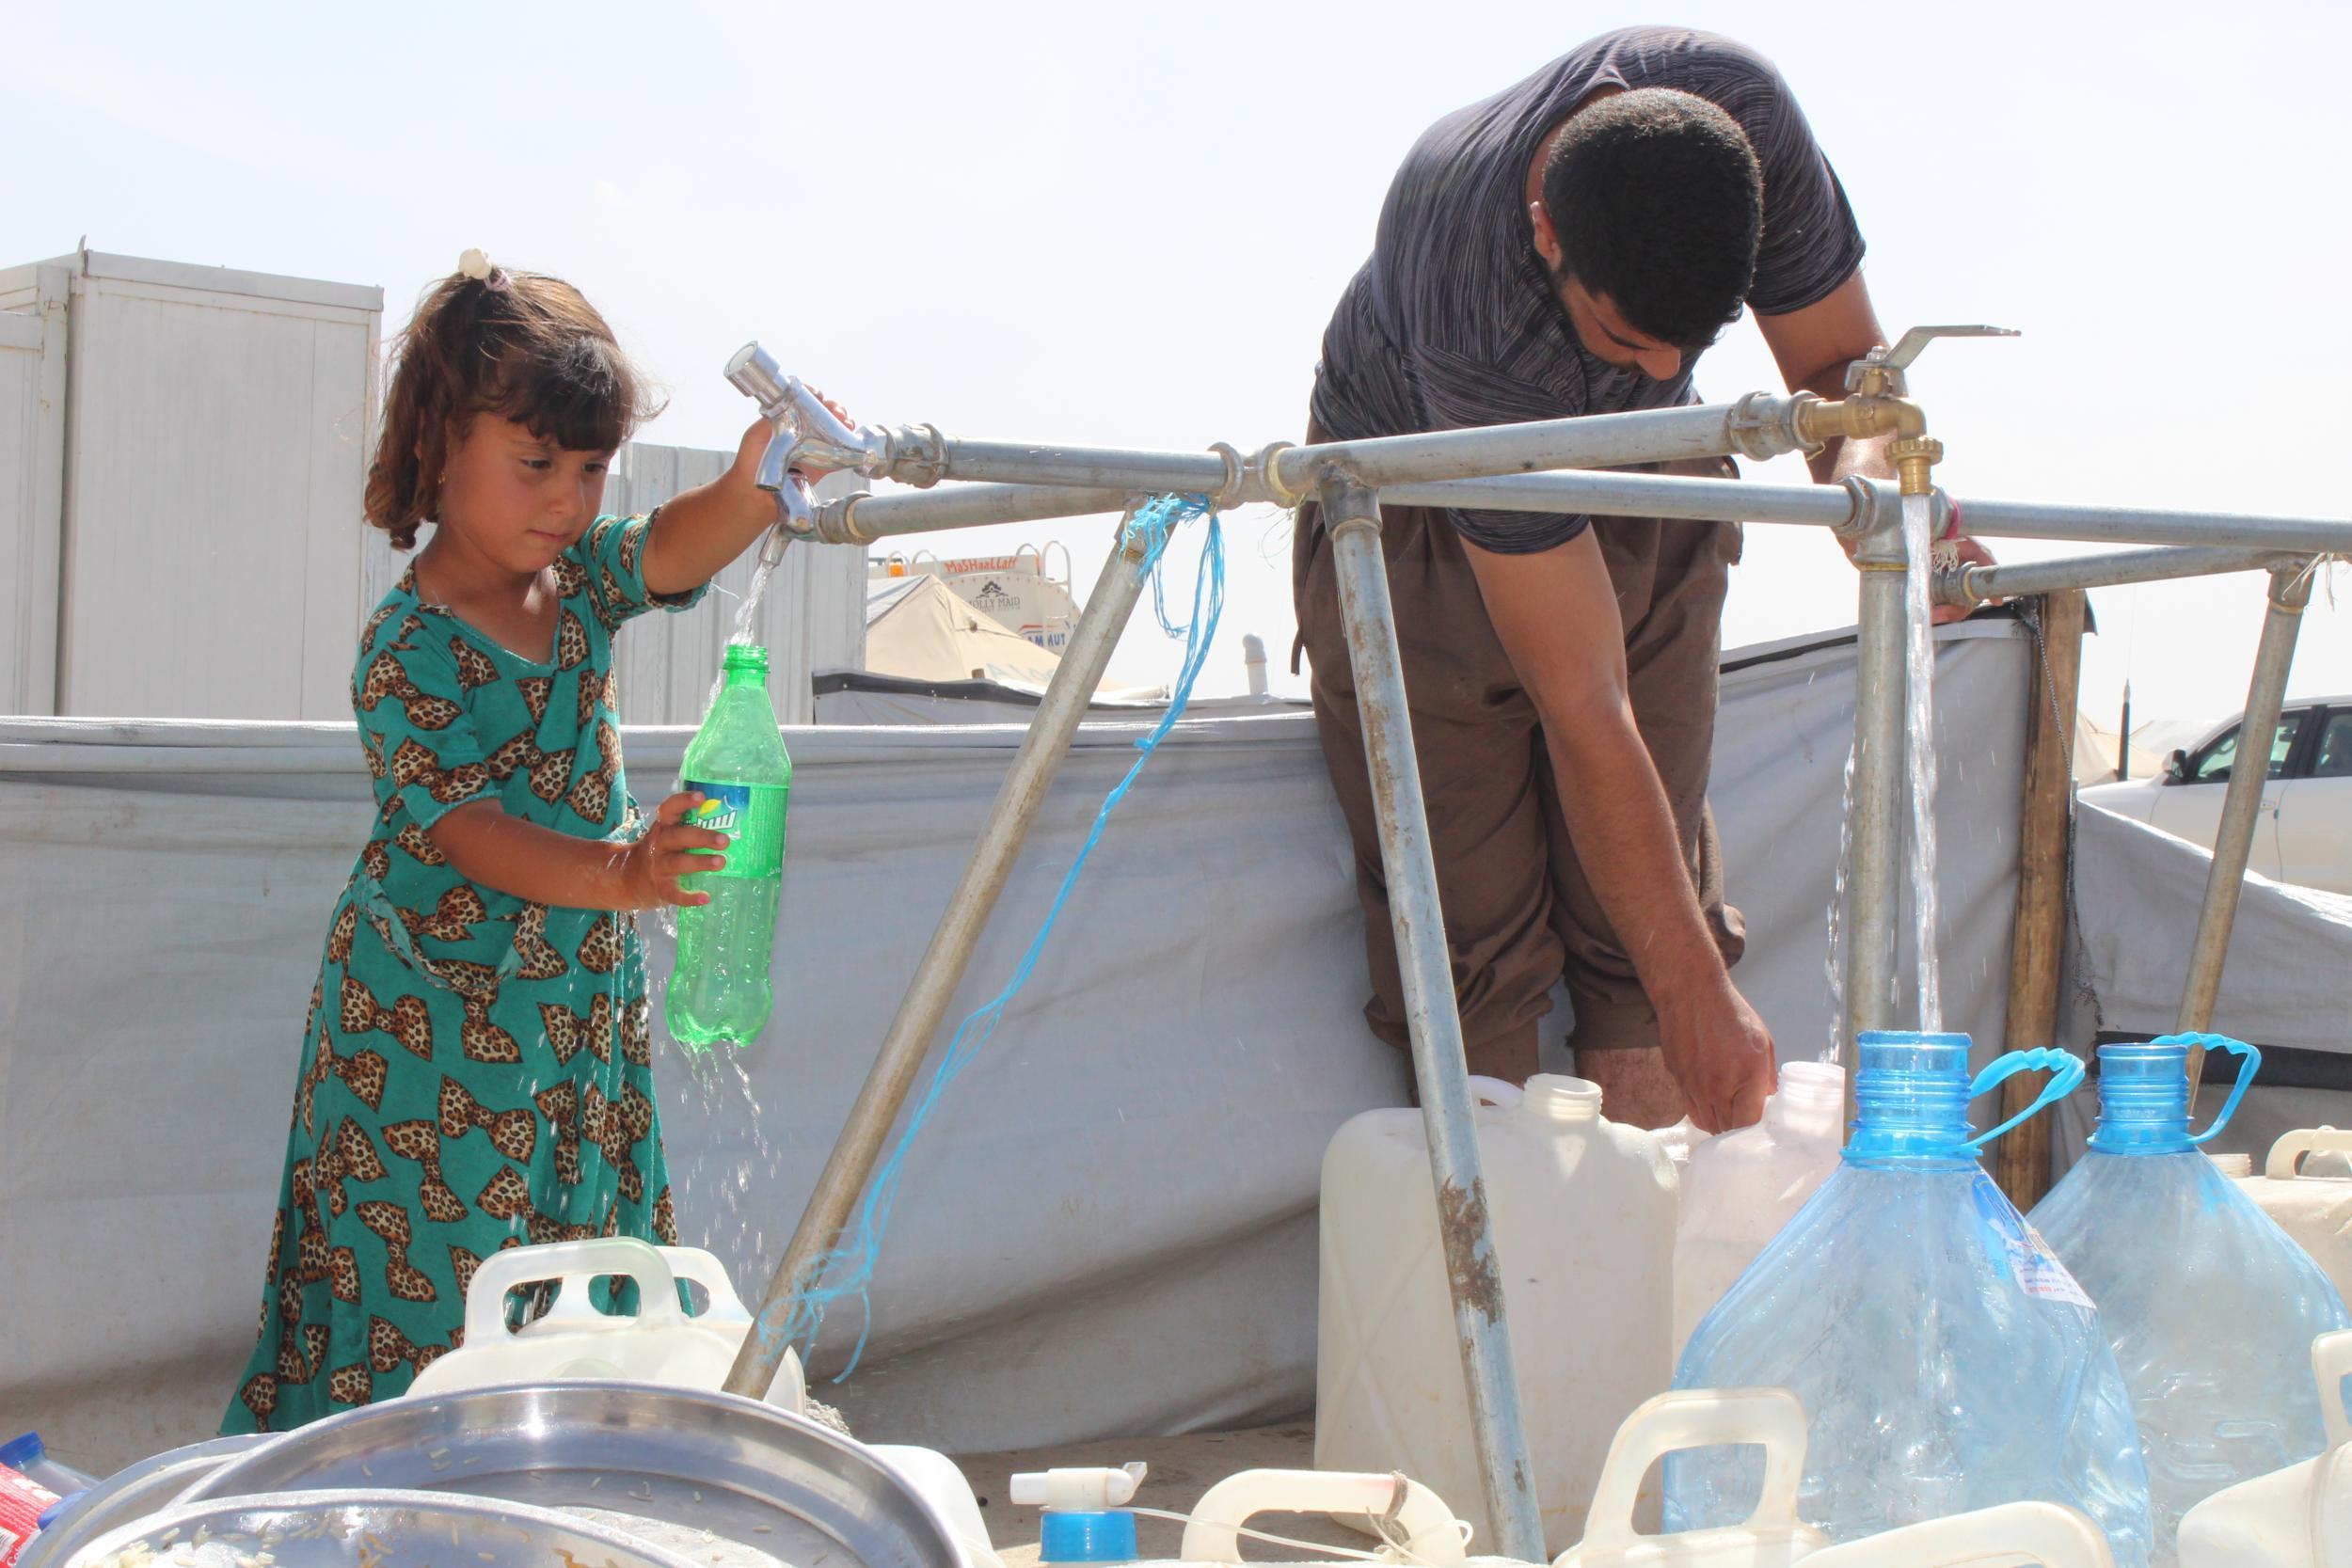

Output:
xmin=2187 ymin=712 xmax=2307 ymax=783
xmin=2313 ymin=712 xmax=2352 ymax=779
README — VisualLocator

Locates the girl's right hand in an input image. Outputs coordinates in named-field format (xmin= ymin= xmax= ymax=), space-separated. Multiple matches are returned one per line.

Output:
xmin=621 ymin=791 xmax=731 ymax=908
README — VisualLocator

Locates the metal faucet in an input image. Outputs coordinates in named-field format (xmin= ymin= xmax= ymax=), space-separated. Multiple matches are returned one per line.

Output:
xmin=725 ymin=341 xmax=949 ymax=564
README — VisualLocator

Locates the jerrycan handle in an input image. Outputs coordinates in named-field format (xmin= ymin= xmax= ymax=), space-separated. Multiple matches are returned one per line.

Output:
xmin=1574 ymin=1388 xmax=1808 ymax=1551
xmin=1802 ymin=1501 xmax=2115 ymax=1568
xmin=1960 ymin=1049 xmax=2086 ymax=1156
xmin=2314 ymin=1330 xmax=2352 ymax=1451
xmin=1179 ymin=1470 xmax=1463 ymax=1564
xmin=2265 ymin=1127 xmax=2352 ymax=1180
xmin=2149 ymin=1032 xmax=2261 ymax=1145
xmin=1466 ymin=1076 xmax=1524 ymax=1109
xmin=461 ymin=1236 xmax=686 ymax=1347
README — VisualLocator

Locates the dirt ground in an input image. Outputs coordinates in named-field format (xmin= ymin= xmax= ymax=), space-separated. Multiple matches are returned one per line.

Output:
xmin=951 ymin=1424 xmax=1381 ymax=1564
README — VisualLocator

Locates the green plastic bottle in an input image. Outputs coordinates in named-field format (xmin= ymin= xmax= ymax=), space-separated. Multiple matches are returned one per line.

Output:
xmin=667 ymin=643 xmax=791 ymax=1049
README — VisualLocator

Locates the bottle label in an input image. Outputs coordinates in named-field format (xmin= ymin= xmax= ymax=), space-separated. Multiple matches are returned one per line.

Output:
xmin=683 ymin=779 xmax=787 ymax=878
xmin=2010 ymin=1223 xmax=2097 ymax=1310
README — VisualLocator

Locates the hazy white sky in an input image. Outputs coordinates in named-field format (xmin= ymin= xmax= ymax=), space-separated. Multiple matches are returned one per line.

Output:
xmin=6 ymin=0 xmax=2344 ymax=721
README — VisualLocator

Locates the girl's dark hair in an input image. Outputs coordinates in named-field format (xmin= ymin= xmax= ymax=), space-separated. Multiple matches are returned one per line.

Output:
xmin=365 ymin=261 xmax=664 ymax=550
xmin=1543 ymin=87 xmax=1763 ymax=352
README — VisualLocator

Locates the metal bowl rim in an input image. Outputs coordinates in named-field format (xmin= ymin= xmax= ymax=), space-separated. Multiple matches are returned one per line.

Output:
xmin=61 ymin=1485 xmax=716 ymax=1568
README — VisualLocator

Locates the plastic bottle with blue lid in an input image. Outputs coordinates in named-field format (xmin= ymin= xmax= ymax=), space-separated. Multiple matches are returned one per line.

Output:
xmin=0 ymin=1439 xmax=90 ymax=1503
xmin=1010 ymin=1464 xmax=1146 ymax=1563
xmin=2030 ymin=1034 xmax=2352 ymax=1566
xmin=1665 ymin=1032 xmax=2153 ymax=1565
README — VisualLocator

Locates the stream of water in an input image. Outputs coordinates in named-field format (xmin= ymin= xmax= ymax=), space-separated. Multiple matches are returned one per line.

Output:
xmin=1900 ymin=490 xmax=1945 ymax=1032
xmin=1823 ymin=739 xmax=1856 ymax=1062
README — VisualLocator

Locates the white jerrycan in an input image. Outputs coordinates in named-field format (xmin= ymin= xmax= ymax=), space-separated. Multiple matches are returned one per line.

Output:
xmin=405 ymin=1236 xmax=806 ymax=1410
xmin=1554 ymin=1388 xmax=1827 ymax=1567
xmin=1317 ymin=1075 xmax=1677 ymax=1557
xmin=1557 ymin=1389 xmax=2114 ymax=1568
xmin=1174 ymin=1470 xmax=1465 ymax=1563
xmin=1671 ymin=1063 xmax=1845 ymax=1356
xmin=2229 ymin=1132 xmax=2352 ymax=1307
xmin=1802 ymin=1503 xmax=2117 ymax=1568
xmin=2177 ymin=1330 xmax=2352 ymax=1568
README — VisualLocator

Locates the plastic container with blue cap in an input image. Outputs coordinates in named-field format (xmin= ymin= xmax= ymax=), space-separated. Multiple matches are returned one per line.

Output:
xmin=1009 ymin=1464 xmax=1145 ymax=1564
xmin=0 ymin=1437 xmax=92 ymax=1505
xmin=1665 ymin=1032 xmax=2153 ymax=1566
xmin=2031 ymin=1034 xmax=2352 ymax=1567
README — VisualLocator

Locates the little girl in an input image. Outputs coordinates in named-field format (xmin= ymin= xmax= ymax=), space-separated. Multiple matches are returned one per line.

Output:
xmin=226 ymin=251 xmax=803 ymax=1430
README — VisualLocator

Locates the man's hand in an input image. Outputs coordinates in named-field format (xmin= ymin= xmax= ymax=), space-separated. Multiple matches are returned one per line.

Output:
xmin=1660 ymin=980 xmax=1778 ymax=1132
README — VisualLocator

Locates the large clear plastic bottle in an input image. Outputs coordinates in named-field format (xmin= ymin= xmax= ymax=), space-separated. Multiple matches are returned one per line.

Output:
xmin=2030 ymin=1035 xmax=2352 ymax=1566
xmin=1671 ymin=1060 xmax=1845 ymax=1356
xmin=666 ymin=643 xmax=791 ymax=1049
xmin=1666 ymin=1031 xmax=2153 ymax=1566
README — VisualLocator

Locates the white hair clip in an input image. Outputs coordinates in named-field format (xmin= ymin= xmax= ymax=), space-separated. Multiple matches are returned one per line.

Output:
xmin=457 ymin=248 xmax=493 ymax=281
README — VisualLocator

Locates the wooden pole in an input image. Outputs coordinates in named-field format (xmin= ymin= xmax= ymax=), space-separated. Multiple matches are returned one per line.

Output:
xmin=1994 ymin=591 xmax=2088 ymax=1208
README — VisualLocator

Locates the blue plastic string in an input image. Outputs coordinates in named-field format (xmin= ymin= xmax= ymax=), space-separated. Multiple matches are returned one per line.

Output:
xmin=767 ymin=494 xmax=1224 ymax=1376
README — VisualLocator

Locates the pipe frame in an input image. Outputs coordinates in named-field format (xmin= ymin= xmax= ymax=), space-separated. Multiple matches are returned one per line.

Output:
xmin=746 ymin=370 xmax=2348 ymax=1528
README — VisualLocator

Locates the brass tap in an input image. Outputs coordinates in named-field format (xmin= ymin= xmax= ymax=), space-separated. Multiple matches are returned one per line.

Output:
xmin=1888 ymin=436 xmax=1945 ymax=499
xmin=1794 ymin=325 xmax=2018 ymax=499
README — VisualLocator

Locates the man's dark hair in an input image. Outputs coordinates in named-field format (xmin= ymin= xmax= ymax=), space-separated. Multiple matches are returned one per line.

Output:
xmin=1541 ymin=87 xmax=1764 ymax=351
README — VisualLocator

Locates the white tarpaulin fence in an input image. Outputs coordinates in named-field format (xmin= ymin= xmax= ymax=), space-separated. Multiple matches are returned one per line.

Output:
xmin=5 ymin=621 xmax=2070 ymax=1469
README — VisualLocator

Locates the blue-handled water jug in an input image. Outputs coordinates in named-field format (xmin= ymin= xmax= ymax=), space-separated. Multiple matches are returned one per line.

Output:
xmin=1664 ymin=1031 xmax=2153 ymax=1566
xmin=2029 ymin=1034 xmax=2352 ymax=1567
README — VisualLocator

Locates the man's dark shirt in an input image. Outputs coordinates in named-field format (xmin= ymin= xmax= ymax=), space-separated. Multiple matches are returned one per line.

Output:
xmin=1310 ymin=27 xmax=1867 ymax=553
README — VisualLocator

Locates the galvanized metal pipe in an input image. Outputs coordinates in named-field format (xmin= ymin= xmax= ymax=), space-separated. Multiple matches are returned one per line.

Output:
xmin=936 ymin=439 xmax=1232 ymax=494
xmin=886 ymin=394 xmax=1820 ymax=504
xmin=1319 ymin=471 xmax=1547 ymax=1564
xmin=826 ymin=483 xmax=1132 ymax=542
xmin=1956 ymin=498 xmax=2352 ymax=555
xmin=818 ymin=461 xmax=2352 ymax=566
xmin=1845 ymin=481 xmax=1911 ymax=1086
xmin=1936 ymin=545 xmax=2308 ymax=608
xmin=1273 ymin=394 xmax=1815 ymax=496
xmin=724 ymin=529 xmax=1157 ymax=1401
xmin=1380 ymin=468 xmax=1853 ymax=529
xmin=2176 ymin=564 xmax=2314 ymax=1088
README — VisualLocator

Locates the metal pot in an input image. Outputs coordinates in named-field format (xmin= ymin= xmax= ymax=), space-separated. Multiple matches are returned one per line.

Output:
xmin=20 ymin=1434 xmax=276 ymax=1568
xmin=58 ymin=1488 xmax=709 ymax=1568
xmin=176 ymin=1383 xmax=967 ymax=1568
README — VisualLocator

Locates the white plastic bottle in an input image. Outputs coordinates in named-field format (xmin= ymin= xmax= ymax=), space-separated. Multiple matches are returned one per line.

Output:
xmin=1316 ymin=1075 xmax=1677 ymax=1556
xmin=2228 ymin=1131 xmax=2352 ymax=1307
xmin=1671 ymin=1062 xmax=1845 ymax=1356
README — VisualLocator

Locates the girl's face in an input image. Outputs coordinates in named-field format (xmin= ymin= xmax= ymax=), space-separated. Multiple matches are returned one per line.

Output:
xmin=435 ymin=413 xmax=614 ymax=575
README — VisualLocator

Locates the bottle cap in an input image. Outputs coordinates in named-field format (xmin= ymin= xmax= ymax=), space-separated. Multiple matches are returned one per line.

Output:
xmin=1039 ymin=1511 xmax=1138 ymax=1563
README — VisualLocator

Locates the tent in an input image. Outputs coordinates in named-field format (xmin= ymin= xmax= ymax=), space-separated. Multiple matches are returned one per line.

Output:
xmin=864 ymin=575 xmax=1067 ymax=691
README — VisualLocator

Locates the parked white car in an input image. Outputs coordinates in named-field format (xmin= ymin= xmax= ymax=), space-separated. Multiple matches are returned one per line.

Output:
xmin=2080 ymin=696 xmax=2352 ymax=895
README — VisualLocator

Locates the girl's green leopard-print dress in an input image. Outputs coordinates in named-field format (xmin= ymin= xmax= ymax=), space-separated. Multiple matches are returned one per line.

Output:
xmin=225 ymin=513 xmax=705 ymax=1431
